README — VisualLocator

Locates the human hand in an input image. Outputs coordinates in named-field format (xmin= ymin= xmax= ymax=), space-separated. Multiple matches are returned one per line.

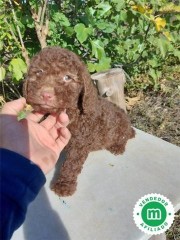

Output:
xmin=0 ymin=98 xmax=71 ymax=174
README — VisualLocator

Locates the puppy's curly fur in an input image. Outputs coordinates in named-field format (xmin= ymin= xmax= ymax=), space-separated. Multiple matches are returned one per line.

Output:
xmin=23 ymin=47 xmax=135 ymax=196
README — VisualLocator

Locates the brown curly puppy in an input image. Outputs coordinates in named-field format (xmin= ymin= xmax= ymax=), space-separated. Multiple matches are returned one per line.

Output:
xmin=23 ymin=47 xmax=135 ymax=196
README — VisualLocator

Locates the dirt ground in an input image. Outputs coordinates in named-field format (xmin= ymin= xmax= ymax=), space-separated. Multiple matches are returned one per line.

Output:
xmin=127 ymin=79 xmax=180 ymax=147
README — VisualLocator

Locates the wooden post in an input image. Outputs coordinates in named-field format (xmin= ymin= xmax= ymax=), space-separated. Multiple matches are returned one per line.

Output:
xmin=91 ymin=68 xmax=127 ymax=112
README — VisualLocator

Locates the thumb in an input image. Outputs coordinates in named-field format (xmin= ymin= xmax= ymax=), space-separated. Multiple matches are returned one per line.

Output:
xmin=1 ymin=98 xmax=26 ymax=115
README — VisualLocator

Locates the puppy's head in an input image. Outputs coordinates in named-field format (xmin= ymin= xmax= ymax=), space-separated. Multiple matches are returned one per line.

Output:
xmin=23 ymin=47 xmax=85 ymax=113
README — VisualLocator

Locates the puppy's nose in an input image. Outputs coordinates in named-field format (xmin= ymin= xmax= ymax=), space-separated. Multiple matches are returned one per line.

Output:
xmin=41 ymin=91 xmax=54 ymax=101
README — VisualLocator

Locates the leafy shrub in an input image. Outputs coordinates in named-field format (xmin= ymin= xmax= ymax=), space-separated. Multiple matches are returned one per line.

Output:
xmin=0 ymin=0 xmax=180 ymax=95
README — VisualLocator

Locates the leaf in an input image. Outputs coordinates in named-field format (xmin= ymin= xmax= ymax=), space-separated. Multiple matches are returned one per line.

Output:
xmin=95 ymin=57 xmax=111 ymax=72
xmin=87 ymin=57 xmax=111 ymax=72
xmin=173 ymin=50 xmax=180 ymax=60
xmin=52 ymin=13 xmax=70 ymax=26
xmin=154 ymin=17 xmax=166 ymax=32
xmin=87 ymin=62 xmax=96 ymax=72
xmin=64 ymin=26 xmax=74 ymax=36
xmin=96 ymin=2 xmax=112 ymax=17
xmin=148 ymin=59 xmax=160 ymax=68
xmin=149 ymin=68 xmax=157 ymax=81
xmin=119 ymin=10 xmax=127 ymax=21
xmin=48 ymin=21 xmax=57 ymax=35
xmin=0 ymin=66 xmax=6 ymax=81
xmin=111 ymin=0 xmax=125 ymax=11
xmin=74 ymin=24 xmax=92 ymax=43
xmin=157 ymin=38 xmax=169 ymax=58
xmin=96 ymin=22 xmax=116 ymax=33
xmin=131 ymin=4 xmax=146 ymax=14
xmin=17 ymin=111 xmax=27 ymax=121
xmin=91 ymin=40 xmax=105 ymax=59
xmin=8 ymin=58 xmax=27 ymax=81
xmin=84 ymin=7 xmax=96 ymax=26
xmin=131 ymin=3 xmax=152 ymax=14
xmin=88 ymin=7 xmax=96 ymax=16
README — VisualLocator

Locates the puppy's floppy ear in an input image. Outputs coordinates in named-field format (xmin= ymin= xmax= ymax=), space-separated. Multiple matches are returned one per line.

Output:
xmin=79 ymin=63 xmax=98 ymax=114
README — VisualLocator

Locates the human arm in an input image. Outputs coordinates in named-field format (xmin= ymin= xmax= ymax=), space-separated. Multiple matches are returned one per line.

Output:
xmin=0 ymin=148 xmax=46 ymax=240
xmin=0 ymin=98 xmax=71 ymax=239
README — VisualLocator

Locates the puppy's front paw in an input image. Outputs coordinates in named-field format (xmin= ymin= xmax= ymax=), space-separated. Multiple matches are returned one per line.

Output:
xmin=51 ymin=181 xmax=77 ymax=197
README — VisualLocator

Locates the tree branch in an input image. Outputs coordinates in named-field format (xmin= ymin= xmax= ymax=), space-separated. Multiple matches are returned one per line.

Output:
xmin=31 ymin=0 xmax=49 ymax=49
xmin=40 ymin=0 xmax=48 ymax=28
xmin=37 ymin=6 xmax=43 ymax=22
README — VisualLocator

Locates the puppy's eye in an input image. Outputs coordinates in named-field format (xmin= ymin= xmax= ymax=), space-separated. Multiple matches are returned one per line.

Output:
xmin=36 ymin=69 xmax=44 ymax=76
xmin=63 ymin=75 xmax=72 ymax=82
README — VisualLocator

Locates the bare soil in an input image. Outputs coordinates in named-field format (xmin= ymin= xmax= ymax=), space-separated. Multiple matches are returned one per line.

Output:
xmin=127 ymin=79 xmax=180 ymax=147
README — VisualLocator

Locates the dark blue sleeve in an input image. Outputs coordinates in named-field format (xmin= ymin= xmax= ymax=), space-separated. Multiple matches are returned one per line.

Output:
xmin=0 ymin=148 xmax=46 ymax=240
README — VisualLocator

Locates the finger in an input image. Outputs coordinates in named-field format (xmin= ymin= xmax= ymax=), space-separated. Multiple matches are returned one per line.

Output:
xmin=40 ymin=114 xmax=57 ymax=130
xmin=26 ymin=111 xmax=46 ymax=123
xmin=1 ymin=98 xmax=26 ymax=115
xmin=55 ymin=112 xmax=70 ymax=128
xmin=49 ymin=126 xmax=59 ymax=140
xmin=56 ymin=128 xmax=71 ymax=150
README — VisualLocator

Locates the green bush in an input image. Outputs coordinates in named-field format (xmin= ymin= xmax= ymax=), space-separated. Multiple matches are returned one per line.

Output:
xmin=0 ymin=0 xmax=180 ymax=94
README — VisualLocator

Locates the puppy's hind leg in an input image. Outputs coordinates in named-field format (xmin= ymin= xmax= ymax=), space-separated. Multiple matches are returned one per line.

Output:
xmin=106 ymin=141 xmax=126 ymax=155
xmin=106 ymin=127 xmax=135 ymax=155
